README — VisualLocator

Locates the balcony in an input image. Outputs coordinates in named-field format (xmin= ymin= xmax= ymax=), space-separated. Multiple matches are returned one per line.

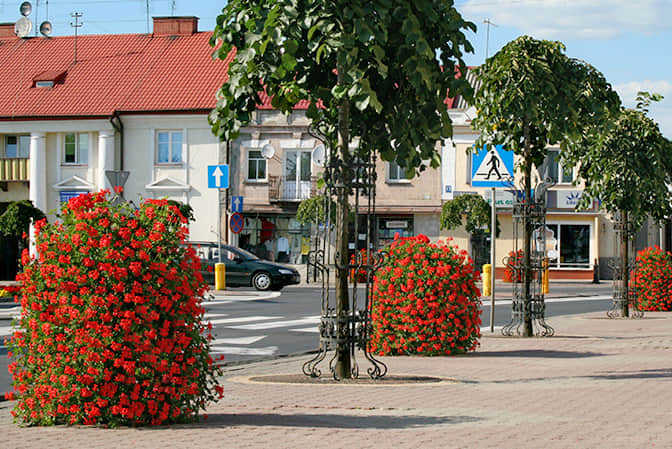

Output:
xmin=0 ymin=158 xmax=29 ymax=182
xmin=269 ymin=175 xmax=317 ymax=202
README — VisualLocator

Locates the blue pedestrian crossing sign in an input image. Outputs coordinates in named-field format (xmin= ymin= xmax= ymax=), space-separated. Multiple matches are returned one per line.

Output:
xmin=208 ymin=165 xmax=229 ymax=189
xmin=471 ymin=145 xmax=514 ymax=187
xmin=231 ymin=196 xmax=244 ymax=213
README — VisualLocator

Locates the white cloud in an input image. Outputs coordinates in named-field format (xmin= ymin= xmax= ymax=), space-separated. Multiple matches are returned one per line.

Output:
xmin=460 ymin=0 xmax=672 ymax=39
xmin=614 ymin=80 xmax=672 ymax=107
xmin=613 ymin=80 xmax=672 ymax=138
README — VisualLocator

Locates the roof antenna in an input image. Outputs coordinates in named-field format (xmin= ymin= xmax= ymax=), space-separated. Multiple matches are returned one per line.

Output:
xmin=483 ymin=18 xmax=498 ymax=60
xmin=70 ymin=12 xmax=83 ymax=63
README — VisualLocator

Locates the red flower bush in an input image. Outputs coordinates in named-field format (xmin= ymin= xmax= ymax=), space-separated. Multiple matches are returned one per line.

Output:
xmin=503 ymin=250 xmax=523 ymax=283
xmin=8 ymin=190 xmax=223 ymax=426
xmin=349 ymin=249 xmax=371 ymax=283
xmin=369 ymin=234 xmax=482 ymax=356
xmin=631 ymin=246 xmax=672 ymax=311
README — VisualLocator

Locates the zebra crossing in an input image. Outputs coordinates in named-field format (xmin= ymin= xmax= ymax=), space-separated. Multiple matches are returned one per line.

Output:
xmin=206 ymin=312 xmax=319 ymax=358
xmin=0 ymin=312 xmax=321 ymax=357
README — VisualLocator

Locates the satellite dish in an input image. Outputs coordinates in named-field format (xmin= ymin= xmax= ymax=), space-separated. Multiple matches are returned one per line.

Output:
xmin=39 ymin=21 xmax=52 ymax=36
xmin=261 ymin=144 xmax=275 ymax=160
xmin=20 ymin=1 xmax=32 ymax=16
xmin=15 ymin=17 xmax=32 ymax=38
xmin=312 ymin=145 xmax=326 ymax=166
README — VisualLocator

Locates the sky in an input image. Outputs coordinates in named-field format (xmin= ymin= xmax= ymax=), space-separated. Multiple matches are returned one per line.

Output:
xmin=0 ymin=0 xmax=670 ymax=138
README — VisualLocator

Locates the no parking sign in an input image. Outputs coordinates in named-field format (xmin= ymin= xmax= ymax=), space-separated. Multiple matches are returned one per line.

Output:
xmin=229 ymin=213 xmax=244 ymax=234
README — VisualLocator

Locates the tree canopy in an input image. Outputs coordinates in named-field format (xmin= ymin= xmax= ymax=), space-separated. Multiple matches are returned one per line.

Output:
xmin=440 ymin=193 xmax=500 ymax=237
xmin=471 ymin=36 xmax=620 ymax=173
xmin=0 ymin=200 xmax=45 ymax=239
xmin=209 ymin=0 xmax=476 ymax=173
xmin=570 ymin=93 xmax=672 ymax=229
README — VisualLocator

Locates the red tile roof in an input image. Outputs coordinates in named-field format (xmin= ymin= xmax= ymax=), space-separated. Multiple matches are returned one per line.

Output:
xmin=0 ymin=29 xmax=308 ymax=119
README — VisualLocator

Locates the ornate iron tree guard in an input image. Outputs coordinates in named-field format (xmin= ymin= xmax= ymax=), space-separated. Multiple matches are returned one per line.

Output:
xmin=607 ymin=212 xmax=643 ymax=319
xmin=302 ymin=145 xmax=388 ymax=380
xmin=502 ymin=181 xmax=555 ymax=337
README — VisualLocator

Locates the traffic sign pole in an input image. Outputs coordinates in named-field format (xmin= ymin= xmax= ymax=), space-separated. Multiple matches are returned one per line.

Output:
xmin=490 ymin=187 xmax=496 ymax=333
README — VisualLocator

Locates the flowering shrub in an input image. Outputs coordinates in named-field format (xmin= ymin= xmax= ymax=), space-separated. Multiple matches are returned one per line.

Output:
xmin=369 ymin=234 xmax=482 ymax=356
xmin=503 ymin=250 xmax=523 ymax=283
xmin=8 ymin=190 xmax=223 ymax=426
xmin=631 ymin=246 xmax=672 ymax=311
xmin=349 ymin=249 xmax=371 ymax=283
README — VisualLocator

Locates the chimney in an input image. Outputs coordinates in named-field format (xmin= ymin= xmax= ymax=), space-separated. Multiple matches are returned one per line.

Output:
xmin=0 ymin=23 xmax=17 ymax=39
xmin=152 ymin=16 xmax=198 ymax=36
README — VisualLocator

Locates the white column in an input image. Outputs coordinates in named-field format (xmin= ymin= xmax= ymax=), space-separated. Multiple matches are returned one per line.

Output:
xmin=97 ymin=130 xmax=115 ymax=191
xmin=29 ymin=132 xmax=47 ymax=257
xmin=29 ymin=132 xmax=47 ymax=212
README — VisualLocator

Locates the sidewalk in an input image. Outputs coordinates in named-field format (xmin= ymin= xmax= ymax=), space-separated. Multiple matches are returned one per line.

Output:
xmin=2 ymin=309 xmax=670 ymax=448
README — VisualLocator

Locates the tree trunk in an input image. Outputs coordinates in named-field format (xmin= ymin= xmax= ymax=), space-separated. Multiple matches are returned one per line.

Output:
xmin=522 ymin=124 xmax=533 ymax=337
xmin=334 ymin=63 xmax=351 ymax=378
xmin=620 ymin=211 xmax=630 ymax=318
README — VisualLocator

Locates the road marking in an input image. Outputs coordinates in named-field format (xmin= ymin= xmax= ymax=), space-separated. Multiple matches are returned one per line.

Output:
xmin=0 ymin=326 xmax=13 ymax=337
xmin=207 ymin=316 xmax=278 ymax=325
xmin=211 ymin=346 xmax=278 ymax=356
xmin=229 ymin=316 xmax=321 ymax=330
xmin=210 ymin=336 xmax=267 ymax=345
xmin=482 ymin=295 xmax=611 ymax=306
xmin=205 ymin=292 xmax=281 ymax=303
xmin=290 ymin=326 xmax=319 ymax=333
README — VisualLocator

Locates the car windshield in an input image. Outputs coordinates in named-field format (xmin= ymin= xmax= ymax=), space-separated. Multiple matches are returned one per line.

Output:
xmin=226 ymin=246 xmax=260 ymax=261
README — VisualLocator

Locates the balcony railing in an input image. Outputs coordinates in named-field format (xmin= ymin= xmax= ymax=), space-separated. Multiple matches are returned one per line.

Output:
xmin=0 ymin=158 xmax=29 ymax=182
xmin=269 ymin=175 xmax=317 ymax=202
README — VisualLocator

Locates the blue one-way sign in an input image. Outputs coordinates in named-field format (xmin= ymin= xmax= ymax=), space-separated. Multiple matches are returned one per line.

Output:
xmin=231 ymin=196 xmax=244 ymax=213
xmin=208 ymin=165 xmax=229 ymax=189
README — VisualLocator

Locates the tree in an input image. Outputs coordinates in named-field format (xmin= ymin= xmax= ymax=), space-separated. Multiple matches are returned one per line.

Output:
xmin=296 ymin=194 xmax=337 ymax=226
xmin=0 ymin=200 xmax=46 ymax=272
xmin=210 ymin=0 xmax=475 ymax=377
xmin=440 ymin=193 xmax=500 ymax=236
xmin=471 ymin=36 xmax=620 ymax=336
xmin=566 ymin=92 xmax=672 ymax=317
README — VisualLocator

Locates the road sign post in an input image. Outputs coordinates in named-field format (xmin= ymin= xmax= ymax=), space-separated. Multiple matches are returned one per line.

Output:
xmin=208 ymin=165 xmax=230 ymax=264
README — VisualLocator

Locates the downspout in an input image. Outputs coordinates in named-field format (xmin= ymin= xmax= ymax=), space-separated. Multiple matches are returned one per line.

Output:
xmin=110 ymin=111 xmax=124 ymax=170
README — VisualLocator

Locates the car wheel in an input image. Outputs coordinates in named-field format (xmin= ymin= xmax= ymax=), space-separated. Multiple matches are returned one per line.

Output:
xmin=252 ymin=271 xmax=272 ymax=291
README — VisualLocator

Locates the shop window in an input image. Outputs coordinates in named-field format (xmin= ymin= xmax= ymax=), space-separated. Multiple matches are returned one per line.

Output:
xmin=64 ymin=133 xmax=89 ymax=165
xmin=377 ymin=216 xmax=413 ymax=249
xmin=543 ymin=223 xmax=590 ymax=269
xmin=544 ymin=149 xmax=574 ymax=184
xmin=3 ymin=135 xmax=30 ymax=158
xmin=156 ymin=130 xmax=183 ymax=164
xmin=247 ymin=150 xmax=267 ymax=181
xmin=238 ymin=215 xmax=311 ymax=264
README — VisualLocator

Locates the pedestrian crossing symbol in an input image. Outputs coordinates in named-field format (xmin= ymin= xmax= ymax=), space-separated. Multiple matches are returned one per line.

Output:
xmin=471 ymin=144 xmax=514 ymax=187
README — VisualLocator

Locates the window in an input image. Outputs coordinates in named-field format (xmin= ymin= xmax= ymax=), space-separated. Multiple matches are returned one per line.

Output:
xmin=247 ymin=150 xmax=266 ymax=181
xmin=4 ymin=135 xmax=30 ymax=158
xmin=544 ymin=149 xmax=574 ymax=184
xmin=388 ymin=161 xmax=407 ymax=182
xmin=64 ymin=133 xmax=89 ymax=165
xmin=543 ymin=223 xmax=591 ymax=269
xmin=156 ymin=131 xmax=183 ymax=164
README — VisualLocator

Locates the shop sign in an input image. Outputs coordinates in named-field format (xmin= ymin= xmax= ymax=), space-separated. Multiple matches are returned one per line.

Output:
xmin=385 ymin=221 xmax=408 ymax=229
xmin=557 ymin=190 xmax=582 ymax=209
xmin=482 ymin=190 xmax=515 ymax=208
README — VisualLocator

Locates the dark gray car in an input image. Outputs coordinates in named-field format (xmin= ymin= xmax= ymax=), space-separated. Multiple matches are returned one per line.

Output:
xmin=189 ymin=242 xmax=300 ymax=291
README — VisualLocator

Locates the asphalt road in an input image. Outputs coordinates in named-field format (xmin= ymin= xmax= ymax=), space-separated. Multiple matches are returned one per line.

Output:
xmin=0 ymin=281 xmax=616 ymax=397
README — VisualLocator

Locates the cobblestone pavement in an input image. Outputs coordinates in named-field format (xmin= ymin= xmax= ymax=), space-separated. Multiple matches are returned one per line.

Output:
xmin=2 ymin=311 xmax=671 ymax=449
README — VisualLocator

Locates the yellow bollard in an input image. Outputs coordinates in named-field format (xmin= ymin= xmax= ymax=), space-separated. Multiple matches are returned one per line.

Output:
xmin=482 ymin=264 xmax=492 ymax=297
xmin=542 ymin=257 xmax=550 ymax=294
xmin=215 ymin=263 xmax=226 ymax=290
